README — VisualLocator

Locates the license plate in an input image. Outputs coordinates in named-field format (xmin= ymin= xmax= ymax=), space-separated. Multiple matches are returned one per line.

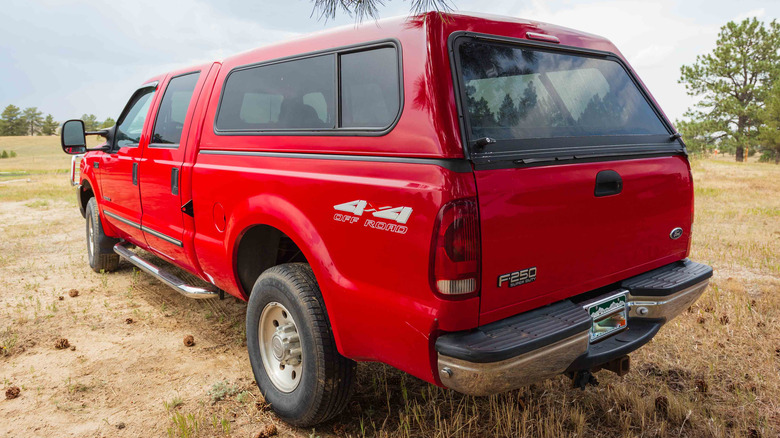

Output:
xmin=585 ymin=292 xmax=628 ymax=343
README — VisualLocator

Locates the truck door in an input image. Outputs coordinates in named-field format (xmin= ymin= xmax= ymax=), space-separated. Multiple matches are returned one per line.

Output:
xmin=138 ymin=71 xmax=203 ymax=262
xmin=99 ymin=84 xmax=158 ymax=243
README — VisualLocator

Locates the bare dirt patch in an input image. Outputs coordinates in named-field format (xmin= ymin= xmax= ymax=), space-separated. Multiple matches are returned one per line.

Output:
xmin=0 ymin=173 xmax=283 ymax=436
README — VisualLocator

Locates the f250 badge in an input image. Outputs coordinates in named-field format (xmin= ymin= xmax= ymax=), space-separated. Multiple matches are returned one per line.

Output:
xmin=333 ymin=200 xmax=412 ymax=235
xmin=498 ymin=267 xmax=537 ymax=288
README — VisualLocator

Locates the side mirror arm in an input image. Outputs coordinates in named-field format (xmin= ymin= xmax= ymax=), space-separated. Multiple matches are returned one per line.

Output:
xmin=85 ymin=127 xmax=114 ymax=152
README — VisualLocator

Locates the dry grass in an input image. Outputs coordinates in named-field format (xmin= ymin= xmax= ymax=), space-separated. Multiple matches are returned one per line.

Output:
xmin=330 ymin=156 xmax=779 ymax=438
xmin=0 ymin=135 xmax=102 ymax=174
xmin=0 ymin=138 xmax=777 ymax=437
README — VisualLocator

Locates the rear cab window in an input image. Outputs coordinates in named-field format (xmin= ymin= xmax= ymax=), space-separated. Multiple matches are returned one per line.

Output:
xmin=215 ymin=42 xmax=401 ymax=135
xmin=452 ymin=35 xmax=680 ymax=163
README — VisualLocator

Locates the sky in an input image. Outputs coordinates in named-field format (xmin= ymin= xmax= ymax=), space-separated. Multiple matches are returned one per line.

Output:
xmin=1 ymin=0 xmax=778 ymax=124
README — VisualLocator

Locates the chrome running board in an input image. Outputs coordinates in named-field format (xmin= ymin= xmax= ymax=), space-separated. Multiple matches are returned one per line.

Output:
xmin=114 ymin=242 xmax=219 ymax=299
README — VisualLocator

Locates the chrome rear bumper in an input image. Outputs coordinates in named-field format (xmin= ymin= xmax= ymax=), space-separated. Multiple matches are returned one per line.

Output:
xmin=436 ymin=260 xmax=711 ymax=396
xmin=627 ymin=281 xmax=709 ymax=321
xmin=439 ymin=333 xmax=589 ymax=395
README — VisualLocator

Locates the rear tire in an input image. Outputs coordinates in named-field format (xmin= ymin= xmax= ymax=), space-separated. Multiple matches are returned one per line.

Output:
xmin=85 ymin=198 xmax=120 ymax=273
xmin=246 ymin=263 xmax=355 ymax=427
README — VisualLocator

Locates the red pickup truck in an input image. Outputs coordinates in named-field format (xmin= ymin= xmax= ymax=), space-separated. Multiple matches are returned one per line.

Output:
xmin=60 ymin=12 xmax=712 ymax=426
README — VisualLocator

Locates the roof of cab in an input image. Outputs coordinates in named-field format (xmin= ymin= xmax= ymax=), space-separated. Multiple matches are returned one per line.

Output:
xmin=218 ymin=11 xmax=623 ymax=68
xmin=146 ymin=11 xmax=624 ymax=85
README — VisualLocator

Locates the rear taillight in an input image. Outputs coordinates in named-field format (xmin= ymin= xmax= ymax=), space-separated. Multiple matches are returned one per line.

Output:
xmin=430 ymin=198 xmax=480 ymax=297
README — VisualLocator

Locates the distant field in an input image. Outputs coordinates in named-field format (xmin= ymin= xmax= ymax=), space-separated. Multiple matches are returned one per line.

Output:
xmin=0 ymin=137 xmax=778 ymax=437
xmin=0 ymin=135 xmax=102 ymax=174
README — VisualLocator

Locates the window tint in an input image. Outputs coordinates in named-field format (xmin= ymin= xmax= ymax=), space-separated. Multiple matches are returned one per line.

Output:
xmin=215 ymin=45 xmax=401 ymax=133
xmin=152 ymin=72 xmax=200 ymax=145
xmin=217 ymin=55 xmax=335 ymax=131
xmin=239 ymin=93 xmax=283 ymax=124
xmin=115 ymin=88 xmax=156 ymax=148
xmin=340 ymin=47 xmax=400 ymax=128
xmin=458 ymin=41 xmax=667 ymax=141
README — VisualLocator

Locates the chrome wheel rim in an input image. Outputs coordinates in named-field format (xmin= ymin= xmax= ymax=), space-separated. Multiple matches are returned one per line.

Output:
xmin=87 ymin=215 xmax=95 ymax=260
xmin=258 ymin=302 xmax=302 ymax=393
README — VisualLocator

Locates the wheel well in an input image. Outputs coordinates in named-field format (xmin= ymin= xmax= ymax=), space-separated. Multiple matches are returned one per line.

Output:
xmin=79 ymin=181 xmax=94 ymax=218
xmin=235 ymin=225 xmax=308 ymax=297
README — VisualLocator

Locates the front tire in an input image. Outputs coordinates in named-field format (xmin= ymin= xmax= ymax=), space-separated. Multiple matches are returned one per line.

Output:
xmin=246 ymin=263 xmax=356 ymax=427
xmin=85 ymin=198 xmax=120 ymax=273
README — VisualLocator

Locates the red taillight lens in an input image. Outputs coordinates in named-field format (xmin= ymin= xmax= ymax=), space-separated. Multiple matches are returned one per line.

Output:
xmin=430 ymin=198 xmax=480 ymax=296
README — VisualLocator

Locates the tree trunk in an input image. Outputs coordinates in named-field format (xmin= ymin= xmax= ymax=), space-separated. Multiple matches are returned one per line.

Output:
xmin=735 ymin=146 xmax=744 ymax=162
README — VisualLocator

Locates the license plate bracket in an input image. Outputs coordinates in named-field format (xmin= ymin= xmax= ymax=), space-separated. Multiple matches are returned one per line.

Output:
xmin=584 ymin=291 xmax=628 ymax=343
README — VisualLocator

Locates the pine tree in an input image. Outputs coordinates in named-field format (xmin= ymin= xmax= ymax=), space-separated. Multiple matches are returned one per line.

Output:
xmin=101 ymin=117 xmax=116 ymax=129
xmin=679 ymin=18 xmax=780 ymax=161
xmin=759 ymin=78 xmax=780 ymax=163
xmin=22 ymin=107 xmax=43 ymax=135
xmin=311 ymin=0 xmax=451 ymax=21
xmin=41 ymin=114 xmax=59 ymax=136
xmin=497 ymin=94 xmax=520 ymax=126
xmin=81 ymin=114 xmax=99 ymax=131
xmin=0 ymin=105 xmax=26 ymax=136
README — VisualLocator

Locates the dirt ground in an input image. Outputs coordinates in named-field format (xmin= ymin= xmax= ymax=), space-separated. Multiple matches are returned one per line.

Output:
xmin=1 ymin=137 xmax=779 ymax=437
xmin=0 ymin=195 xmax=280 ymax=437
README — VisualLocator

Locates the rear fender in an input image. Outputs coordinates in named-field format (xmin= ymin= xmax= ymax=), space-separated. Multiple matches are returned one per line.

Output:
xmin=226 ymin=193 xmax=351 ymax=351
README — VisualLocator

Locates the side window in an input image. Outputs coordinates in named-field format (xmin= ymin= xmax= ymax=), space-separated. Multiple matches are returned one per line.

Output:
xmin=339 ymin=47 xmax=400 ymax=129
xmin=115 ymin=88 xmax=156 ymax=148
xmin=151 ymin=72 xmax=201 ymax=146
xmin=217 ymin=55 xmax=335 ymax=131
xmin=215 ymin=44 xmax=401 ymax=134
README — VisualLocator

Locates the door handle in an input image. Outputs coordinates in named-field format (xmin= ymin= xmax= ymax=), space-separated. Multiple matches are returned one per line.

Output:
xmin=171 ymin=167 xmax=179 ymax=195
xmin=132 ymin=162 xmax=138 ymax=186
xmin=594 ymin=170 xmax=622 ymax=197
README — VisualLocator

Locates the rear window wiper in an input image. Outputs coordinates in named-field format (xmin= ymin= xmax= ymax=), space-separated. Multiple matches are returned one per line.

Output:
xmin=472 ymin=137 xmax=497 ymax=149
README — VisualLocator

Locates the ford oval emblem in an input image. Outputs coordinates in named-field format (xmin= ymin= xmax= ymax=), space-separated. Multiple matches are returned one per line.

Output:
xmin=670 ymin=227 xmax=683 ymax=240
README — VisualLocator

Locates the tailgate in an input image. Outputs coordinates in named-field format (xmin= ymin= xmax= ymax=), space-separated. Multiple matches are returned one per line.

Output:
xmin=450 ymin=34 xmax=692 ymax=323
xmin=475 ymin=156 xmax=692 ymax=321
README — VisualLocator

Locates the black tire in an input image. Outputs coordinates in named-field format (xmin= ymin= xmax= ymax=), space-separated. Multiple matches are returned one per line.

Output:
xmin=85 ymin=197 xmax=120 ymax=273
xmin=246 ymin=263 xmax=356 ymax=427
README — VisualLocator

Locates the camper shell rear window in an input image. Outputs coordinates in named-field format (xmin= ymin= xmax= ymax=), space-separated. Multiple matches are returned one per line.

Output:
xmin=451 ymin=34 xmax=681 ymax=163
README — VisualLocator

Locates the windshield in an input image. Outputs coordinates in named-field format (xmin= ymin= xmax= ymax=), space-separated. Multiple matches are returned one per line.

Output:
xmin=457 ymin=40 xmax=668 ymax=143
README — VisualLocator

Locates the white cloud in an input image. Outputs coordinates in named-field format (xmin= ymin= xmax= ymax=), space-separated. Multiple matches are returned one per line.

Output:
xmin=0 ymin=0 xmax=300 ymax=120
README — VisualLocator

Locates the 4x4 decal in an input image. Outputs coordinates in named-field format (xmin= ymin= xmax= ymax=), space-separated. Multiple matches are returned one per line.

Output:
xmin=333 ymin=200 xmax=413 ymax=224
xmin=333 ymin=200 xmax=412 ymax=234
